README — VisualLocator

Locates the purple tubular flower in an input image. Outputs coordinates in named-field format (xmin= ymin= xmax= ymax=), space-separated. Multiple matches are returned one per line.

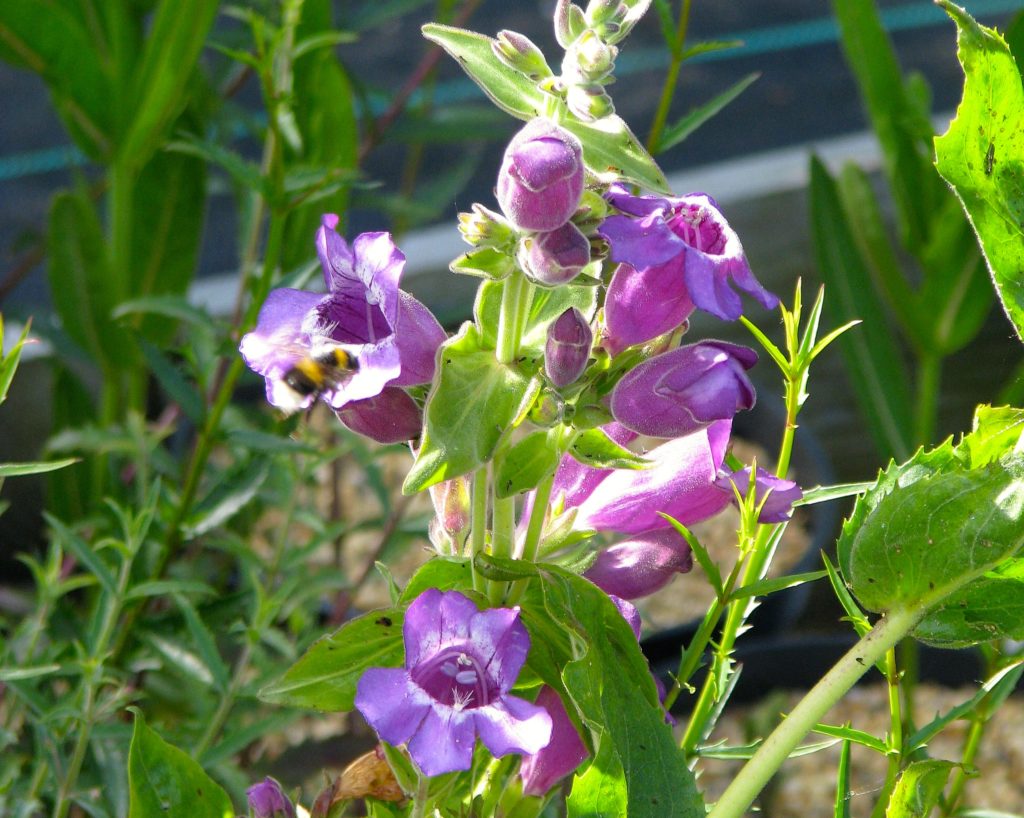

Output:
xmin=715 ymin=466 xmax=803 ymax=523
xmin=335 ymin=386 xmax=422 ymax=444
xmin=610 ymin=341 xmax=757 ymax=438
xmin=521 ymin=222 xmax=591 ymax=286
xmin=584 ymin=528 xmax=694 ymax=600
xmin=603 ymin=261 xmax=695 ymax=356
xmin=551 ymin=423 xmax=637 ymax=509
xmin=545 ymin=307 xmax=593 ymax=388
xmin=572 ymin=420 xmax=733 ymax=535
xmin=355 ymin=589 xmax=552 ymax=777
xmin=497 ymin=118 xmax=585 ymax=232
xmin=247 ymin=777 xmax=296 ymax=818
xmin=519 ymin=686 xmax=589 ymax=796
xmin=598 ymin=187 xmax=778 ymax=337
xmin=239 ymin=216 xmax=446 ymax=415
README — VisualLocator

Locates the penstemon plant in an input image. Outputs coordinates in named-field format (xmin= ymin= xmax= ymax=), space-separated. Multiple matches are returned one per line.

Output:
xmin=6 ymin=1 xmax=1024 ymax=817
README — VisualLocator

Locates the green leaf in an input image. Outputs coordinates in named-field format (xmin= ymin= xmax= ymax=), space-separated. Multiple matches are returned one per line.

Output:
xmin=45 ymin=513 xmax=117 ymax=595
xmin=0 ymin=0 xmax=115 ymax=158
xmin=569 ymin=428 xmax=648 ymax=470
xmin=139 ymin=340 xmax=205 ymax=426
xmin=495 ymin=430 xmax=560 ymax=498
xmin=657 ymin=72 xmax=759 ymax=154
xmin=885 ymin=760 xmax=958 ymax=818
xmin=934 ymin=2 xmax=1024 ymax=341
xmin=127 ymin=150 xmax=207 ymax=344
xmin=809 ymin=156 xmax=913 ymax=461
xmin=0 ymin=664 xmax=61 ymax=682
xmin=961 ymin=405 xmax=1024 ymax=467
xmin=124 ymin=580 xmax=215 ymax=600
xmin=127 ymin=711 xmax=234 ymax=818
xmin=280 ymin=0 xmax=359 ymax=273
xmin=118 ymin=0 xmax=219 ymax=168
xmin=174 ymin=594 xmax=231 ymax=693
xmin=48 ymin=190 xmax=134 ymax=369
xmin=728 ymin=570 xmax=827 ymax=601
xmin=475 ymin=553 xmax=541 ymax=582
xmin=561 ymin=113 xmax=670 ymax=193
xmin=450 ymin=247 xmax=516 ymax=280
xmin=811 ymin=723 xmax=887 ymax=755
xmin=166 ymin=136 xmax=267 ymax=194
xmin=422 ymin=24 xmax=545 ymax=120
xmin=404 ymin=323 xmax=541 ymax=493
xmin=530 ymin=567 xmax=703 ymax=818
xmin=834 ymin=739 xmax=852 ymax=818
xmin=400 ymin=557 xmax=475 ymax=601
xmin=0 ymin=318 xmax=31 ymax=405
xmin=112 ymin=295 xmax=214 ymax=328
xmin=182 ymin=460 xmax=269 ymax=538
xmin=0 ymin=458 xmax=78 ymax=477
xmin=259 ymin=608 xmax=404 ymax=710
xmin=838 ymin=444 xmax=1024 ymax=645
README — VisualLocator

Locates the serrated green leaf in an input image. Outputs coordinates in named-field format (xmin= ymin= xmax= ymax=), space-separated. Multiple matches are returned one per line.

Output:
xmin=404 ymin=323 xmax=541 ymax=493
xmin=839 ymin=448 xmax=1024 ymax=645
xmin=561 ymin=113 xmax=670 ymax=193
xmin=259 ymin=609 xmax=404 ymax=710
xmin=657 ymin=72 xmax=759 ymax=154
xmin=809 ymin=156 xmax=913 ymax=461
xmin=495 ymin=431 xmax=560 ymax=498
xmin=812 ymin=723 xmax=887 ymax=754
xmin=127 ymin=711 xmax=234 ymax=818
xmin=885 ymin=759 xmax=958 ymax=818
xmin=934 ymin=2 xmax=1024 ymax=341
xmin=961 ymin=405 xmax=1024 ymax=467
xmin=569 ymin=427 xmax=648 ymax=470
xmin=422 ymin=24 xmax=545 ymax=120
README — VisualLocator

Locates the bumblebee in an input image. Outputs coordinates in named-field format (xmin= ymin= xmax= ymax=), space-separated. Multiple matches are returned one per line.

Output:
xmin=275 ymin=345 xmax=359 ymax=413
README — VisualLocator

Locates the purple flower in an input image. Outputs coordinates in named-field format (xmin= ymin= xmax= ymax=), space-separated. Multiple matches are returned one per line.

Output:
xmin=520 ymin=222 xmax=591 ymax=286
xmin=247 ymin=778 xmax=296 ymax=818
xmin=239 ymin=216 xmax=446 ymax=419
xmin=610 ymin=341 xmax=757 ymax=438
xmin=497 ymin=119 xmax=585 ymax=232
xmin=715 ymin=466 xmax=802 ymax=523
xmin=584 ymin=528 xmax=693 ymax=600
xmin=335 ymin=387 xmax=423 ymax=444
xmin=545 ymin=307 xmax=593 ymax=388
xmin=355 ymin=589 xmax=552 ymax=777
xmin=519 ymin=686 xmax=588 ymax=796
xmin=570 ymin=420 xmax=733 ymax=535
xmin=598 ymin=188 xmax=777 ymax=350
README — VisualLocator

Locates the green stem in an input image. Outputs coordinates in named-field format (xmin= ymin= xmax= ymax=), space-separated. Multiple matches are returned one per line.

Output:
xmin=410 ymin=775 xmax=430 ymax=818
xmin=707 ymin=607 xmax=922 ymax=818
xmin=941 ymin=715 xmax=985 ymax=815
xmin=519 ymin=473 xmax=553 ymax=563
xmin=192 ymin=641 xmax=254 ymax=761
xmin=645 ymin=0 xmax=692 ymax=153
xmin=496 ymin=272 xmax=528 ymax=365
xmin=680 ymin=377 xmax=801 ymax=753
xmin=468 ymin=468 xmax=488 ymax=593
xmin=912 ymin=353 xmax=941 ymax=448
xmin=869 ymin=647 xmax=905 ymax=818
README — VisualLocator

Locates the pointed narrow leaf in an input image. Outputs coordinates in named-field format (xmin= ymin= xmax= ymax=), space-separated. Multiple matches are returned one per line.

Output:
xmin=657 ymin=72 xmax=759 ymax=154
xmin=0 ymin=458 xmax=78 ymax=477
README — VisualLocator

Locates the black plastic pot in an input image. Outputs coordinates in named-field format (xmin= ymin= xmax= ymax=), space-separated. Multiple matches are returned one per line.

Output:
xmin=640 ymin=392 xmax=841 ymax=666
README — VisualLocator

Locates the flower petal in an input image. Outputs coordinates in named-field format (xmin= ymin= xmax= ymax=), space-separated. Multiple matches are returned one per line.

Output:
xmin=585 ymin=529 xmax=693 ymax=600
xmin=574 ymin=420 xmax=733 ymax=534
xmin=403 ymin=589 xmax=479 ymax=669
xmin=391 ymin=291 xmax=447 ymax=387
xmin=470 ymin=607 xmax=531 ymax=695
xmin=354 ymin=667 xmax=431 ymax=747
xmin=519 ymin=687 xmax=588 ymax=796
xmin=406 ymin=703 xmax=477 ymax=776
xmin=239 ymin=288 xmax=322 ymax=380
xmin=475 ymin=695 xmax=553 ymax=758
xmin=335 ymin=387 xmax=422 ymax=443
xmin=603 ymin=260 xmax=694 ymax=355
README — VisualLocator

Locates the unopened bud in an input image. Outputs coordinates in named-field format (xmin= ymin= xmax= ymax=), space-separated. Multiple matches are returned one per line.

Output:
xmin=493 ymin=30 xmax=552 ymax=80
xmin=247 ymin=778 xmax=296 ymax=818
xmin=519 ymin=222 xmax=591 ymax=287
xmin=565 ymin=82 xmax=615 ymax=120
xmin=572 ymin=30 xmax=616 ymax=80
xmin=585 ymin=0 xmax=623 ymax=26
xmin=554 ymin=0 xmax=588 ymax=48
xmin=458 ymin=203 xmax=515 ymax=248
xmin=573 ymin=189 xmax=612 ymax=233
xmin=429 ymin=475 xmax=471 ymax=538
xmin=529 ymin=389 xmax=564 ymax=426
xmin=497 ymin=118 xmax=585 ymax=231
xmin=545 ymin=307 xmax=593 ymax=388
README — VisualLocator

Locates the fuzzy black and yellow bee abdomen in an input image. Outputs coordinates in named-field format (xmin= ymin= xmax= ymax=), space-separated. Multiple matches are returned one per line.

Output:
xmin=312 ymin=347 xmax=360 ymax=373
xmin=281 ymin=347 xmax=360 ymax=401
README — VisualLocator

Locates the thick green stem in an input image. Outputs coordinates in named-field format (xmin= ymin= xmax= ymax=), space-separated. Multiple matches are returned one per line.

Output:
xmin=707 ymin=607 xmax=922 ymax=818
xmin=519 ymin=473 xmax=553 ymax=563
xmin=645 ymin=0 xmax=692 ymax=153
xmin=496 ymin=272 xmax=528 ymax=364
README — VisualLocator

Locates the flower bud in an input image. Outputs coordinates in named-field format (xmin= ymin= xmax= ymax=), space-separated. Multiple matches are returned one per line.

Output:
xmin=529 ymin=389 xmax=564 ymax=427
xmin=610 ymin=341 xmax=758 ymax=438
xmin=247 ymin=778 xmax=296 ymax=818
xmin=563 ymin=30 xmax=616 ymax=82
xmin=565 ymin=82 xmax=615 ymax=121
xmin=496 ymin=118 xmax=585 ymax=232
xmin=457 ymin=203 xmax=515 ymax=248
xmin=493 ymin=30 xmax=552 ymax=80
xmin=429 ymin=475 xmax=471 ymax=540
xmin=545 ymin=307 xmax=592 ymax=388
xmin=554 ymin=0 xmax=588 ymax=48
xmin=584 ymin=528 xmax=693 ymax=600
xmin=585 ymin=0 xmax=623 ymax=26
xmin=520 ymin=222 xmax=591 ymax=287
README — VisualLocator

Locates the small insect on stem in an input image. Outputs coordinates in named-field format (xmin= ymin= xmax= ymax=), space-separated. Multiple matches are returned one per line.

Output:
xmin=985 ymin=141 xmax=995 ymax=176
